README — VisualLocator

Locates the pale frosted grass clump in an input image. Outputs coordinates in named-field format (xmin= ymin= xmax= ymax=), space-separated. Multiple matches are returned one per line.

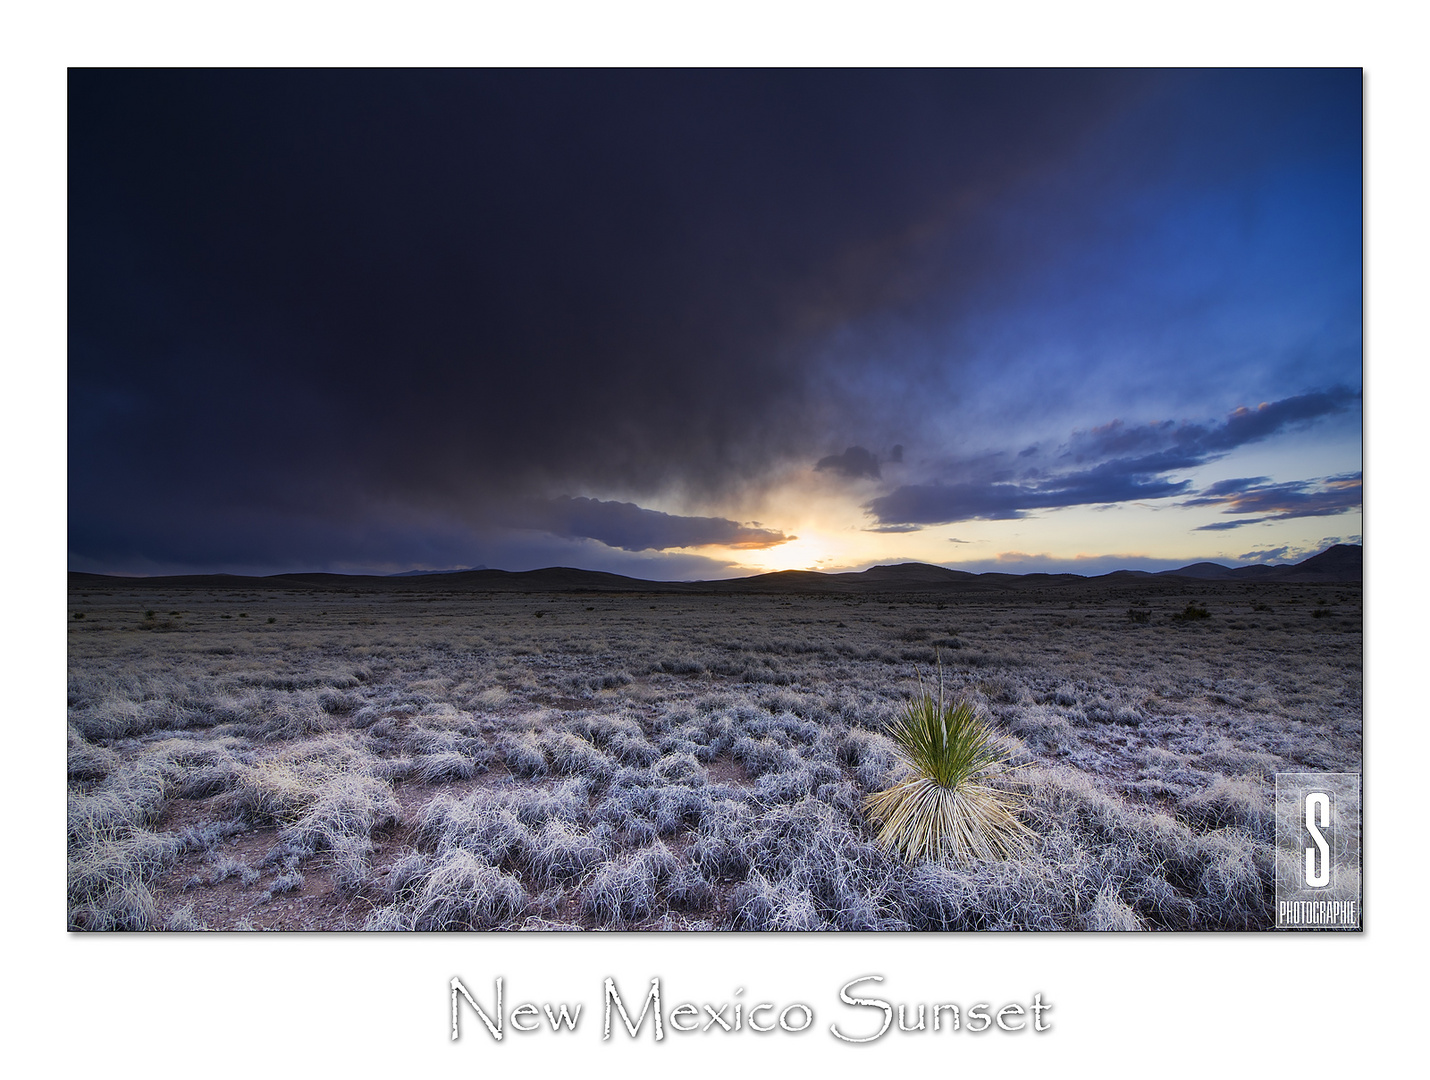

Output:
xmin=1178 ymin=776 xmax=1273 ymax=842
xmin=68 ymin=830 xmax=182 ymax=930
xmin=164 ymin=902 xmax=208 ymax=931
xmin=731 ymin=870 xmax=824 ymax=931
xmin=68 ymin=759 xmax=169 ymax=838
xmin=68 ymin=754 xmax=183 ymax=929
xmin=67 ymin=724 xmax=119 ymax=783
xmin=414 ymin=796 xmax=531 ymax=867
xmin=329 ymin=834 xmax=375 ymax=895
xmin=413 ymin=750 xmax=482 ymax=784
xmin=266 ymin=870 xmax=304 ymax=898
xmin=836 ymin=728 xmax=900 ymax=793
xmin=413 ymin=780 xmax=608 ymax=886
xmin=405 ymin=850 xmax=527 ymax=929
xmin=864 ymin=678 xmax=1033 ymax=863
xmin=498 ymin=731 xmax=548 ymax=777
xmin=1083 ymin=881 xmax=1144 ymax=931
xmin=579 ymin=843 xmax=681 ymax=924
xmin=361 ymin=904 xmax=412 ymax=930
xmin=526 ymin=819 xmax=613 ymax=885
xmin=278 ymin=772 xmax=400 ymax=854
xmin=732 ymin=735 xmax=798 ymax=777
xmin=193 ymin=853 xmax=262 ymax=887
xmin=69 ymin=866 xmax=158 ymax=930
xmin=542 ymin=731 xmax=616 ymax=781
xmin=213 ymin=734 xmax=377 ymax=828
xmin=214 ymin=759 xmax=322 ymax=826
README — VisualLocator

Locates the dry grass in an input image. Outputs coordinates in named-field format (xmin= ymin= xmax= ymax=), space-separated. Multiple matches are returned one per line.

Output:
xmin=66 ymin=580 xmax=1359 ymax=930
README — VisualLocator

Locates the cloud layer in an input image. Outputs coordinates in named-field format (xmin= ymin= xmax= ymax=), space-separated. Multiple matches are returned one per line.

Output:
xmin=865 ymin=388 xmax=1359 ymax=526
xmin=815 ymin=446 xmax=883 ymax=480
xmin=517 ymin=497 xmax=792 ymax=552
xmin=1187 ymin=473 xmax=1363 ymax=530
xmin=68 ymin=70 xmax=1362 ymax=574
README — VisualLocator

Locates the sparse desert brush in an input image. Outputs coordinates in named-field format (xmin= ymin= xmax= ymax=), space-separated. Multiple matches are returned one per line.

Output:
xmin=864 ymin=667 xmax=1033 ymax=864
xmin=66 ymin=582 xmax=1356 ymax=930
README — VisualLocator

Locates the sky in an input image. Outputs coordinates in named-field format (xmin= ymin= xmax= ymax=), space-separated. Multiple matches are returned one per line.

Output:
xmin=68 ymin=69 xmax=1363 ymax=580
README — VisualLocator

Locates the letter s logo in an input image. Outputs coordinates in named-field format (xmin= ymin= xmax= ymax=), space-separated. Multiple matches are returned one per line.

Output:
xmin=1305 ymin=792 xmax=1331 ymax=888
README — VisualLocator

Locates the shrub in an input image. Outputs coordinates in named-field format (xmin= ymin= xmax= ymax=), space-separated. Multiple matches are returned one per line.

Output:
xmin=863 ymin=668 xmax=1032 ymax=864
xmin=1171 ymin=603 xmax=1210 ymax=622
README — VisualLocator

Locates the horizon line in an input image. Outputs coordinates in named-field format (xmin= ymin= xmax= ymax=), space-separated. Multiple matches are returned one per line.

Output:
xmin=67 ymin=543 xmax=1362 ymax=585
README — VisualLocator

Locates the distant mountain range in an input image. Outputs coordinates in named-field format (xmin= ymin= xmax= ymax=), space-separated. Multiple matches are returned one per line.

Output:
xmin=69 ymin=544 xmax=1362 ymax=593
xmin=387 ymin=566 xmax=488 ymax=577
xmin=1101 ymin=543 xmax=1362 ymax=583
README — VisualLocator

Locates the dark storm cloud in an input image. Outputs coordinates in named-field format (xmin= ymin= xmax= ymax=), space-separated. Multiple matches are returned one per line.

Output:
xmin=67 ymin=69 xmax=1362 ymax=574
xmin=517 ymin=497 xmax=792 ymax=552
xmin=68 ymin=68 xmax=1191 ymax=572
xmin=816 ymin=446 xmax=882 ymax=480
xmin=64 ymin=497 xmax=755 ymax=579
xmin=865 ymin=389 xmax=1358 ymax=526
xmin=1188 ymin=472 xmax=1362 ymax=530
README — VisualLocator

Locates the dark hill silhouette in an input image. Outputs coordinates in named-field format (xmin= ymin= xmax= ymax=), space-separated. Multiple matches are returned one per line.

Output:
xmin=1152 ymin=544 xmax=1361 ymax=583
xmin=1270 ymin=543 xmax=1362 ymax=581
xmin=69 ymin=544 xmax=1361 ymax=594
xmin=1157 ymin=561 xmax=1237 ymax=580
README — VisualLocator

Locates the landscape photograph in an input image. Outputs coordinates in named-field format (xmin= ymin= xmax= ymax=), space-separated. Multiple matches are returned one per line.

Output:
xmin=68 ymin=68 xmax=1362 ymax=932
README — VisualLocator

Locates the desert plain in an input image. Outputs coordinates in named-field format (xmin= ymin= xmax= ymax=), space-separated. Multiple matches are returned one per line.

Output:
xmin=66 ymin=557 xmax=1362 ymax=931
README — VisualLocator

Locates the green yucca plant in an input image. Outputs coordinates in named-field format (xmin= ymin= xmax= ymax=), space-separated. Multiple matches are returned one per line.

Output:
xmin=864 ymin=663 xmax=1033 ymax=864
